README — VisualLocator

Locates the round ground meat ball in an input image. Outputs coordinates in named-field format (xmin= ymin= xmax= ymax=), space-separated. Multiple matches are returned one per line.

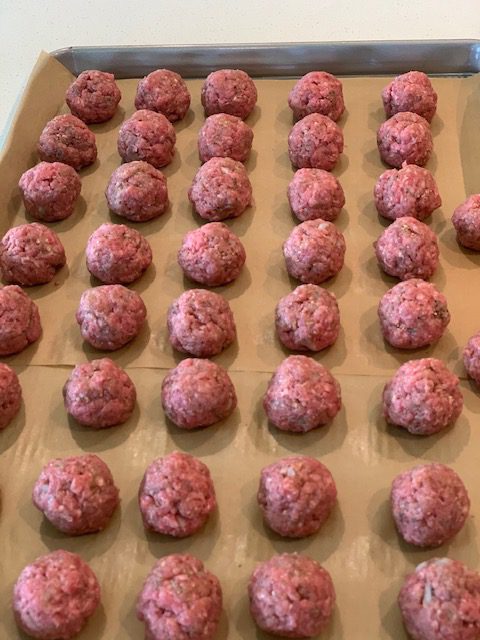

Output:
xmin=161 ymin=358 xmax=237 ymax=429
xmin=398 ymin=558 xmax=480 ymax=640
xmin=288 ymin=71 xmax=345 ymax=122
xmin=383 ymin=358 xmax=463 ymax=436
xmin=452 ymin=194 xmax=480 ymax=250
xmin=391 ymin=463 xmax=470 ymax=547
xmin=138 ymin=451 xmax=216 ymax=537
xmin=377 ymin=111 xmax=433 ymax=168
xmin=63 ymin=358 xmax=136 ymax=428
xmin=264 ymin=355 xmax=341 ymax=433
xmin=258 ymin=456 xmax=337 ymax=538
xmin=201 ymin=69 xmax=257 ymax=119
xmin=0 ymin=363 xmax=21 ymax=430
xmin=136 ymin=554 xmax=222 ymax=640
xmin=249 ymin=553 xmax=335 ymax=638
xmin=283 ymin=219 xmax=346 ymax=284
xmin=76 ymin=285 xmax=146 ymax=351
xmin=464 ymin=331 xmax=480 ymax=385
xmin=32 ymin=454 xmax=119 ymax=535
xmin=374 ymin=216 xmax=439 ymax=281
xmin=188 ymin=156 xmax=252 ymax=221
xmin=66 ymin=70 xmax=121 ymax=124
xmin=167 ymin=289 xmax=236 ymax=357
xmin=37 ymin=114 xmax=97 ymax=170
xmin=0 ymin=285 xmax=41 ymax=356
xmin=135 ymin=69 xmax=190 ymax=122
xmin=86 ymin=223 xmax=152 ymax=284
xmin=178 ymin=222 xmax=246 ymax=286
xmin=117 ymin=109 xmax=176 ymax=169
xmin=275 ymin=284 xmax=340 ymax=352
xmin=382 ymin=71 xmax=437 ymax=123
xmin=198 ymin=113 xmax=253 ymax=163
xmin=378 ymin=279 xmax=450 ymax=349
xmin=288 ymin=113 xmax=344 ymax=171
xmin=13 ymin=549 xmax=100 ymax=640
xmin=288 ymin=168 xmax=345 ymax=222
xmin=374 ymin=163 xmax=442 ymax=221
xmin=19 ymin=161 xmax=81 ymax=222
xmin=0 ymin=223 xmax=66 ymax=286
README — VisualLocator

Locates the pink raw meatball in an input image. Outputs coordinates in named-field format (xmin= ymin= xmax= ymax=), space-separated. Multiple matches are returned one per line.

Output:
xmin=13 ymin=550 xmax=100 ymax=640
xmin=0 ymin=285 xmax=41 ymax=356
xmin=76 ymin=285 xmax=146 ymax=351
xmin=288 ymin=113 xmax=344 ymax=171
xmin=288 ymin=168 xmax=345 ymax=222
xmin=275 ymin=284 xmax=340 ymax=352
xmin=374 ymin=216 xmax=439 ymax=281
xmin=37 ymin=114 xmax=97 ymax=170
xmin=201 ymin=69 xmax=257 ymax=119
xmin=135 ymin=69 xmax=190 ymax=122
xmin=288 ymin=71 xmax=345 ymax=122
xmin=398 ymin=558 xmax=480 ymax=640
xmin=198 ymin=113 xmax=253 ymax=163
xmin=188 ymin=156 xmax=252 ymax=221
xmin=258 ymin=455 xmax=337 ymax=538
xmin=161 ymin=358 xmax=237 ymax=429
xmin=378 ymin=279 xmax=450 ymax=349
xmin=19 ymin=162 xmax=81 ymax=222
xmin=136 ymin=554 xmax=222 ymax=640
xmin=452 ymin=194 xmax=480 ymax=250
xmin=66 ymin=70 xmax=121 ymax=124
xmin=138 ymin=451 xmax=216 ymax=537
xmin=464 ymin=331 xmax=480 ymax=385
xmin=63 ymin=358 xmax=136 ymax=428
xmin=167 ymin=289 xmax=236 ymax=357
xmin=283 ymin=219 xmax=346 ymax=284
xmin=117 ymin=109 xmax=176 ymax=168
xmin=0 ymin=363 xmax=21 ymax=430
xmin=383 ymin=358 xmax=463 ymax=436
xmin=264 ymin=355 xmax=341 ymax=433
xmin=249 ymin=553 xmax=335 ymax=638
xmin=382 ymin=71 xmax=437 ymax=122
xmin=377 ymin=111 xmax=433 ymax=168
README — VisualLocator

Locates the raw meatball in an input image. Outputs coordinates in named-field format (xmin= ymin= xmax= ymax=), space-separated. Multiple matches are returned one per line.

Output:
xmin=264 ymin=355 xmax=341 ymax=433
xmin=283 ymin=219 xmax=346 ymax=284
xmin=32 ymin=454 xmax=119 ymax=535
xmin=377 ymin=112 xmax=433 ymax=168
xmin=464 ymin=331 xmax=480 ymax=385
xmin=136 ymin=554 xmax=222 ymax=640
xmin=162 ymin=358 xmax=237 ymax=429
xmin=19 ymin=161 xmax=81 ymax=222
xmin=198 ymin=113 xmax=253 ymax=163
xmin=86 ymin=223 xmax=152 ymax=284
xmin=0 ymin=285 xmax=41 ymax=356
xmin=37 ymin=114 xmax=97 ymax=170
xmin=167 ymin=289 xmax=236 ymax=357
xmin=258 ymin=455 xmax=337 ymax=538
xmin=398 ymin=558 xmax=480 ymax=640
xmin=275 ymin=284 xmax=340 ymax=351
xmin=383 ymin=358 xmax=463 ymax=435
xmin=288 ymin=71 xmax=345 ymax=122
xmin=0 ymin=363 xmax=21 ymax=430
xmin=117 ymin=109 xmax=176 ymax=168
xmin=63 ymin=358 xmax=136 ymax=428
xmin=288 ymin=113 xmax=344 ymax=171
xmin=288 ymin=168 xmax=345 ymax=222
xmin=378 ymin=279 xmax=450 ymax=349
xmin=374 ymin=216 xmax=439 ymax=281
xmin=0 ymin=223 xmax=66 ymax=286
xmin=105 ymin=160 xmax=168 ymax=222
xmin=452 ymin=194 xmax=480 ymax=250
xmin=13 ymin=550 xmax=100 ymax=640
xmin=382 ymin=71 xmax=437 ymax=122
xmin=188 ymin=156 xmax=252 ymax=221
xmin=201 ymin=69 xmax=257 ymax=119
xmin=135 ymin=69 xmax=190 ymax=122
xmin=178 ymin=222 xmax=246 ymax=286
xmin=76 ymin=285 xmax=146 ymax=351
xmin=138 ymin=451 xmax=216 ymax=537
xmin=249 ymin=553 xmax=335 ymax=638
xmin=391 ymin=463 xmax=470 ymax=547
xmin=374 ymin=163 xmax=441 ymax=221
xmin=66 ymin=70 xmax=121 ymax=124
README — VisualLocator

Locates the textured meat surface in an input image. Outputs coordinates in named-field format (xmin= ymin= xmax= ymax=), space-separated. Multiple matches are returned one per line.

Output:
xmin=66 ymin=70 xmax=121 ymax=124
xmin=117 ymin=109 xmax=176 ymax=169
xmin=382 ymin=71 xmax=437 ymax=122
xmin=288 ymin=71 xmax=345 ymax=122
xmin=201 ymin=69 xmax=257 ymax=119
xmin=464 ymin=331 xmax=480 ymax=385
xmin=37 ymin=114 xmax=97 ymax=170
xmin=19 ymin=162 xmax=81 ymax=222
xmin=377 ymin=111 xmax=433 ymax=168
xmin=288 ymin=168 xmax=345 ymax=222
xmin=198 ymin=113 xmax=253 ymax=163
xmin=0 ymin=285 xmax=41 ymax=355
xmin=0 ymin=363 xmax=21 ymax=429
xmin=288 ymin=113 xmax=344 ymax=170
xmin=452 ymin=194 xmax=480 ymax=250
xmin=135 ymin=69 xmax=191 ymax=122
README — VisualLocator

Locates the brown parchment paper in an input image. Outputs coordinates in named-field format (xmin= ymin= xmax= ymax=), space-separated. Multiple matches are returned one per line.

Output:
xmin=0 ymin=50 xmax=480 ymax=639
